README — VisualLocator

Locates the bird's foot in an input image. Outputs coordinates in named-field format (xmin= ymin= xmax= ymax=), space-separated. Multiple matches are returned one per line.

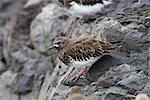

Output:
xmin=69 ymin=69 xmax=87 ymax=82
xmin=76 ymin=16 xmax=84 ymax=24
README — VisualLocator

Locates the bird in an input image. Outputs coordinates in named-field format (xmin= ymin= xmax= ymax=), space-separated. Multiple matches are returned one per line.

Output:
xmin=66 ymin=86 xmax=87 ymax=100
xmin=57 ymin=0 xmax=113 ymax=19
xmin=48 ymin=36 xmax=119 ymax=82
xmin=135 ymin=94 xmax=150 ymax=100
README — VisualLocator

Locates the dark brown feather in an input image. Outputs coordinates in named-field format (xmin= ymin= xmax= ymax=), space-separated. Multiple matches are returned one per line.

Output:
xmin=53 ymin=36 xmax=119 ymax=65
xmin=58 ymin=38 xmax=104 ymax=64
xmin=58 ymin=0 xmax=103 ymax=6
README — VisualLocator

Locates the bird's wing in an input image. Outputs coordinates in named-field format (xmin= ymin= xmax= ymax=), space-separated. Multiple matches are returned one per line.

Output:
xmin=58 ymin=0 xmax=103 ymax=6
xmin=78 ymin=0 xmax=104 ymax=5
xmin=63 ymin=38 xmax=104 ymax=61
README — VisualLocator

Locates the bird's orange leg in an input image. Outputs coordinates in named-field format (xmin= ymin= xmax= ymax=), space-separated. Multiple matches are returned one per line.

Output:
xmin=69 ymin=68 xmax=87 ymax=82
xmin=77 ymin=16 xmax=84 ymax=24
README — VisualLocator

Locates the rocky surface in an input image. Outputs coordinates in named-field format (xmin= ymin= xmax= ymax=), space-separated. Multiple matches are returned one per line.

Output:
xmin=0 ymin=0 xmax=150 ymax=100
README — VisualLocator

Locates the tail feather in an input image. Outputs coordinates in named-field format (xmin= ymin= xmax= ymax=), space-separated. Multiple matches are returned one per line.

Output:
xmin=103 ymin=0 xmax=113 ymax=6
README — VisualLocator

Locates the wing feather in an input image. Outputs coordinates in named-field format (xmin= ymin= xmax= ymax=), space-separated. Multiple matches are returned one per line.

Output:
xmin=63 ymin=38 xmax=104 ymax=61
xmin=58 ymin=0 xmax=103 ymax=6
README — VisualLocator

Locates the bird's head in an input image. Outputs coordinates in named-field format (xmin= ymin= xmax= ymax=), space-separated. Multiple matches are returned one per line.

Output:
xmin=48 ymin=36 xmax=70 ymax=51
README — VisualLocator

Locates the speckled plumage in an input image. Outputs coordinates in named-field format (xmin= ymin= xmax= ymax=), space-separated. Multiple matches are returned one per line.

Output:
xmin=58 ymin=0 xmax=103 ymax=6
xmin=51 ymin=36 xmax=117 ymax=69
xmin=58 ymin=0 xmax=112 ymax=17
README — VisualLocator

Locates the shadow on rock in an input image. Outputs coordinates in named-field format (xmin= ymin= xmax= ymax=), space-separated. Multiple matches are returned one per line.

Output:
xmin=87 ymin=55 xmax=123 ymax=82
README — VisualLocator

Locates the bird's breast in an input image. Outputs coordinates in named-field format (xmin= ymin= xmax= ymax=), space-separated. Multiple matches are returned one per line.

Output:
xmin=69 ymin=56 xmax=101 ymax=69
xmin=69 ymin=3 xmax=104 ymax=16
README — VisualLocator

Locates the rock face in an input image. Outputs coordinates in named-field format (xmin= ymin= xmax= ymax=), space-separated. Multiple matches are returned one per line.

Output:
xmin=0 ymin=0 xmax=150 ymax=100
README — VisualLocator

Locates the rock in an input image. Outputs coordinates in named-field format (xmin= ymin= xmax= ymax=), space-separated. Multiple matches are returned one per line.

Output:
xmin=131 ymin=0 xmax=150 ymax=8
xmin=11 ymin=69 xmax=34 ymax=94
xmin=141 ymin=84 xmax=150 ymax=96
xmin=30 ymin=3 xmax=97 ymax=53
xmin=87 ymin=92 xmax=104 ymax=100
xmin=118 ymin=71 xmax=149 ymax=91
xmin=30 ymin=4 xmax=73 ymax=53
xmin=104 ymin=92 xmax=135 ymax=100
xmin=0 ymin=72 xmax=18 ymax=100
xmin=24 ymin=0 xmax=43 ymax=8
xmin=0 ymin=0 xmax=26 ymax=26
xmin=121 ymin=29 xmax=149 ymax=52
xmin=36 ymin=57 xmax=54 ymax=77
xmin=127 ymin=51 xmax=149 ymax=69
xmin=0 ymin=61 xmax=6 ymax=74
xmin=11 ymin=1 xmax=42 ymax=47
xmin=11 ymin=47 xmax=54 ymax=94
xmin=1 ymin=70 xmax=17 ymax=86
xmin=97 ymin=64 xmax=138 ymax=89
xmin=92 ymin=18 xmax=124 ymax=43
xmin=87 ymin=55 xmax=123 ymax=82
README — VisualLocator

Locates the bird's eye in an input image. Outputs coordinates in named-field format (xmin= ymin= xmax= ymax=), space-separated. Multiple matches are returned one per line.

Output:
xmin=56 ymin=42 xmax=61 ymax=45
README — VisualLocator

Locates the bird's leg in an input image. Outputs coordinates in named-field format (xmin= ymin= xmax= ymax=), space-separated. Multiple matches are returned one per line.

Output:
xmin=69 ymin=68 xmax=87 ymax=82
xmin=77 ymin=16 xmax=84 ymax=24
xmin=68 ymin=16 xmax=84 ymax=34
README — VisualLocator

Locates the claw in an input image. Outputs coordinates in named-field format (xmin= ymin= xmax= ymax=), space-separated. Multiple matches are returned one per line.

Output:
xmin=69 ymin=68 xmax=87 ymax=82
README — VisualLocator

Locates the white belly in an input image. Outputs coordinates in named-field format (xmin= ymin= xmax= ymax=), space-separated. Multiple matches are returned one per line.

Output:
xmin=69 ymin=57 xmax=101 ymax=69
xmin=69 ymin=3 xmax=104 ymax=16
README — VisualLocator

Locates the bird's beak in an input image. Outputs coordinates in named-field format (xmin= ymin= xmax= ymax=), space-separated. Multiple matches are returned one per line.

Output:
xmin=47 ymin=44 xmax=59 ymax=50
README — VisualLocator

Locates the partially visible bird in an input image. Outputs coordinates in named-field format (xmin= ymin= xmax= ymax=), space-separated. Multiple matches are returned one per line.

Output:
xmin=66 ymin=86 xmax=87 ymax=100
xmin=48 ymin=36 xmax=119 ymax=82
xmin=57 ymin=0 xmax=115 ymax=32
xmin=58 ymin=0 xmax=113 ymax=19
xmin=135 ymin=94 xmax=150 ymax=100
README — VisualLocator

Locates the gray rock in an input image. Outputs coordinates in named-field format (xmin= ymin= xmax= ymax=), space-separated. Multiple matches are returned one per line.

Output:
xmin=88 ymin=55 xmax=123 ymax=82
xmin=88 ymin=92 xmax=104 ymax=100
xmin=36 ymin=57 xmax=54 ymax=77
xmin=104 ymin=92 xmax=135 ymax=100
xmin=118 ymin=71 xmax=149 ymax=91
xmin=11 ymin=69 xmax=34 ymax=94
xmin=131 ymin=0 xmax=150 ymax=8
xmin=30 ymin=4 xmax=74 ymax=53
xmin=97 ymin=64 xmax=139 ymax=89
xmin=0 ymin=71 xmax=18 ymax=100
xmin=92 ymin=18 xmax=124 ymax=43
xmin=1 ymin=70 xmax=17 ymax=87
xmin=31 ymin=3 xmax=108 ymax=53
xmin=127 ymin=51 xmax=149 ymax=69
xmin=0 ymin=61 xmax=5 ymax=74
xmin=11 ymin=47 xmax=54 ymax=94
xmin=121 ymin=29 xmax=149 ymax=52
xmin=141 ymin=84 xmax=150 ymax=96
